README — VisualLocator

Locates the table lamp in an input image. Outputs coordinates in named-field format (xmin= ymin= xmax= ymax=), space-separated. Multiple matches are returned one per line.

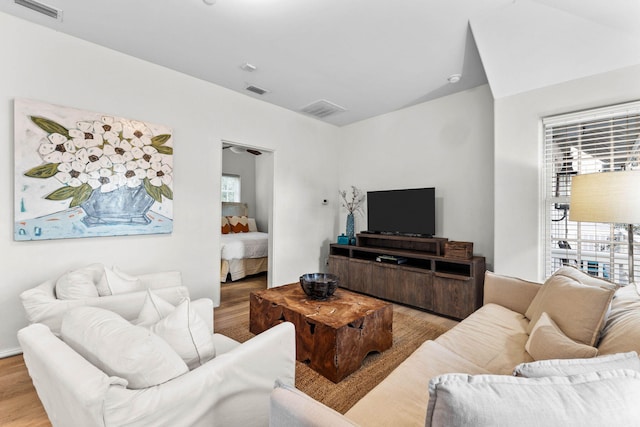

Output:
xmin=569 ymin=170 xmax=640 ymax=293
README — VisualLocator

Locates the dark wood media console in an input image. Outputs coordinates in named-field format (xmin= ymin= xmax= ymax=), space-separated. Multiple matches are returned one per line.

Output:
xmin=328 ymin=234 xmax=485 ymax=320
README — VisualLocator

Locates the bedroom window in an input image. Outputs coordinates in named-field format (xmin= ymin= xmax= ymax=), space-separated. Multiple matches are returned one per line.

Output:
xmin=221 ymin=174 xmax=241 ymax=202
xmin=543 ymin=100 xmax=640 ymax=284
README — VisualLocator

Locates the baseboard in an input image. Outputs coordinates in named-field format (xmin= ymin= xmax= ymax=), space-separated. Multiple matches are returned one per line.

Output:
xmin=0 ymin=347 xmax=22 ymax=358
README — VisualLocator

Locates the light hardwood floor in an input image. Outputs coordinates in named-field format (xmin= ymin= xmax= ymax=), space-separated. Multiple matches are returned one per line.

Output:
xmin=0 ymin=274 xmax=457 ymax=426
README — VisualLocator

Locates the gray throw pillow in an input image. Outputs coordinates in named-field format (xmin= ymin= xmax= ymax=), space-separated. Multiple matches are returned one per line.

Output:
xmin=426 ymin=370 xmax=640 ymax=427
xmin=513 ymin=351 xmax=640 ymax=377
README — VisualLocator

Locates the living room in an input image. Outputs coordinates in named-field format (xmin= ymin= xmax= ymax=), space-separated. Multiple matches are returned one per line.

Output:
xmin=1 ymin=2 xmax=640 ymax=423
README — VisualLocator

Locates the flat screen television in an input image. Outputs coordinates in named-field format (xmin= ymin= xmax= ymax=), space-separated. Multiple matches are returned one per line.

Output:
xmin=366 ymin=187 xmax=435 ymax=237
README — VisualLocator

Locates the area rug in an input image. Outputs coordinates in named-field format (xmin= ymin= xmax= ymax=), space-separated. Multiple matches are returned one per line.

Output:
xmin=217 ymin=311 xmax=449 ymax=414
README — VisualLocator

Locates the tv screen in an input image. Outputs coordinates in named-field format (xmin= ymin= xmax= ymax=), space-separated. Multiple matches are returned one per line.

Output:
xmin=367 ymin=188 xmax=435 ymax=237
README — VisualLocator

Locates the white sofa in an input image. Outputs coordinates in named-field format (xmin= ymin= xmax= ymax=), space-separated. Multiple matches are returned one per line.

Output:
xmin=20 ymin=263 xmax=189 ymax=334
xmin=18 ymin=302 xmax=296 ymax=427
xmin=270 ymin=267 xmax=640 ymax=426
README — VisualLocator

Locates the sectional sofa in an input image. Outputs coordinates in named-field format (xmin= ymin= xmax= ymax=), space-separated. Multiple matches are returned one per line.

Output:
xmin=271 ymin=267 xmax=640 ymax=426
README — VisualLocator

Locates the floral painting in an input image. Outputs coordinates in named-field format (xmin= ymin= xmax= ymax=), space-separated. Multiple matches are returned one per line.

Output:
xmin=14 ymin=99 xmax=173 ymax=240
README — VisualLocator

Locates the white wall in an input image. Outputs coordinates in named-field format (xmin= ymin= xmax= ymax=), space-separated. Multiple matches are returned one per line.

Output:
xmin=0 ymin=12 xmax=340 ymax=355
xmin=222 ymin=149 xmax=257 ymax=219
xmin=339 ymin=85 xmax=495 ymax=266
xmin=494 ymin=64 xmax=640 ymax=282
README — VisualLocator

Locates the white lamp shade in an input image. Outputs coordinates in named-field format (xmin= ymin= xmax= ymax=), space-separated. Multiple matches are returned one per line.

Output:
xmin=569 ymin=171 xmax=640 ymax=224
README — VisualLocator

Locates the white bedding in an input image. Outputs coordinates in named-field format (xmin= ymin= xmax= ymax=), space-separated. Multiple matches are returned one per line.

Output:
xmin=221 ymin=232 xmax=268 ymax=260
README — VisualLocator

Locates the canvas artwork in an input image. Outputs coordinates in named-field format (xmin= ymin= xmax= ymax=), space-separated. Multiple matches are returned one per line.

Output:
xmin=14 ymin=99 xmax=174 ymax=241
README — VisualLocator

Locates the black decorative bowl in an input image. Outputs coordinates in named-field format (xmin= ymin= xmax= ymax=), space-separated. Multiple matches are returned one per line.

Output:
xmin=299 ymin=273 xmax=339 ymax=300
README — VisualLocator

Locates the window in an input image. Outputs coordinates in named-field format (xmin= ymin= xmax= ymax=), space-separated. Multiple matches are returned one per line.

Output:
xmin=221 ymin=174 xmax=241 ymax=202
xmin=543 ymin=101 xmax=640 ymax=284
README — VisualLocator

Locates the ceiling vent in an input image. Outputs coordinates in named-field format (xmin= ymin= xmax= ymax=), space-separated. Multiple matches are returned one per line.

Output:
xmin=15 ymin=0 xmax=62 ymax=20
xmin=245 ymin=84 xmax=269 ymax=95
xmin=300 ymin=99 xmax=347 ymax=118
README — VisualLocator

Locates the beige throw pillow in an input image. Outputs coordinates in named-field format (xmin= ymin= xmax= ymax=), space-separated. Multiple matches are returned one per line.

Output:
xmin=525 ymin=312 xmax=598 ymax=361
xmin=525 ymin=267 xmax=616 ymax=346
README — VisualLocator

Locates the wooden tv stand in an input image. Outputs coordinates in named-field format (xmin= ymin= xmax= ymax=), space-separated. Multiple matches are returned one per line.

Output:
xmin=328 ymin=234 xmax=485 ymax=320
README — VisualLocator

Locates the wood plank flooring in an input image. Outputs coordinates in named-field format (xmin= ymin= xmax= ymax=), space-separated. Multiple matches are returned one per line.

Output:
xmin=0 ymin=274 xmax=457 ymax=426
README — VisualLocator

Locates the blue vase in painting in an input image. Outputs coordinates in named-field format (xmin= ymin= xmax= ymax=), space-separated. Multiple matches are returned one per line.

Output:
xmin=81 ymin=186 xmax=155 ymax=227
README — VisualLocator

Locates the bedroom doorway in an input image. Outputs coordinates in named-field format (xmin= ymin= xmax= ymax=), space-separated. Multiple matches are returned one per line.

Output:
xmin=220 ymin=140 xmax=274 ymax=288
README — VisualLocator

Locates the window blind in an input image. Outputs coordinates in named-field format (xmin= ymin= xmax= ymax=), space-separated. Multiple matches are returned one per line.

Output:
xmin=543 ymin=101 xmax=640 ymax=283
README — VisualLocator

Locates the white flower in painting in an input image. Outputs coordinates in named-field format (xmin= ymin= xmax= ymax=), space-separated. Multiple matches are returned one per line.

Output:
xmin=55 ymin=160 xmax=89 ymax=187
xmin=123 ymin=120 xmax=152 ymax=147
xmin=93 ymin=116 xmax=123 ymax=144
xmin=70 ymin=122 xmax=103 ymax=149
xmin=76 ymin=147 xmax=112 ymax=173
xmin=132 ymin=145 xmax=161 ymax=170
xmin=146 ymin=161 xmax=173 ymax=187
xmin=38 ymin=133 xmax=76 ymax=163
xmin=114 ymin=161 xmax=146 ymax=188
xmin=88 ymin=168 xmax=120 ymax=193
xmin=103 ymin=139 xmax=134 ymax=164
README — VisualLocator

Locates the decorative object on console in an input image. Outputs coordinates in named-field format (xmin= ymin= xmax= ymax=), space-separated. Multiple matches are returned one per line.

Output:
xmin=444 ymin=241 xmax=473 ymax=259
xmin=569 ymin=170 xmax=640 ymax=293
xmin=337 ymin=234 xmax=350 ymax=245
xmin=339 ymin=186 xmax=365 ymax=244
xmin=14 ymin=98 xmax=173 ymax=241
xmin=299 ymin=273 xmax=339 ymax=300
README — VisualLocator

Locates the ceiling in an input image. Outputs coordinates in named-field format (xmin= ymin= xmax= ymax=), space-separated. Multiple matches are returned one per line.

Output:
xmin=1 ymin=0 xmax=639 ymax=126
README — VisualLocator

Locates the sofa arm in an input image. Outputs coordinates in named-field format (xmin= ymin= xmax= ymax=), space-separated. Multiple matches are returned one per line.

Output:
xmin=18 ymin=324 xmax=125 ymax=427
xmin=103 ymin=322 xmax=297 ymax=427
xmin=483 ymin=271 xmax=542 ymax=315
xmin=270 ymin=381 xmax=360 ymax=427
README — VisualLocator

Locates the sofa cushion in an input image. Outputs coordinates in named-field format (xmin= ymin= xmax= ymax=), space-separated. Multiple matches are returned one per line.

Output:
xmin=345 ymin=340 xmax=490 ymax=427
xmin=97 ymin=266 xmax=143 ymax=296
xmin=148 ymin=298 xmax=216 ymax=370
xmin=513 ymin=351 xmax=640 ymax=377
xmin=61 ymin=306 xmax=188 ymax=389
xmin=434 ymin=303 xmax=532 ymax=374
xmin=525 ymin=267 xmax=616 ymax=346
xmin=525 ymin=312 xmax=598 ymax=361
xmin=271 ymin=381 xmax=359 ymax=427
xmin=425 ymin=370 xmax=640 ymax=427
xmin=55 ymin=268 xmax=100 ymax=300
xmin=597 ymin=285 xmax=640 ymax=355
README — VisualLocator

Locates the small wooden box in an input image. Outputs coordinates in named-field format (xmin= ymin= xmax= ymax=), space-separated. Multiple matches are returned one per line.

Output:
xmin=445 ymin=241 xmax=473 ymax=259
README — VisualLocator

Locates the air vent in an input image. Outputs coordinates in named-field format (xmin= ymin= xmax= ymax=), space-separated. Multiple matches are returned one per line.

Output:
xmin=300 ymin=99 xmax=347 ymax=118
xmin=245 ymin=84 xmax=269 ymax=95
xmin=15 ymin=0 xmax=62 ymax=20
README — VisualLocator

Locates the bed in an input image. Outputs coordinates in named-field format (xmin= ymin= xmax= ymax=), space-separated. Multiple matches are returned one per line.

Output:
xmin=220 ymin=202 xmax=269 ymax=282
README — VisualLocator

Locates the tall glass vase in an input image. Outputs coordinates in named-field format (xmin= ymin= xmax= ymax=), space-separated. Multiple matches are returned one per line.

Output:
xmin=346 ymin=212 xmax=355 ymax=244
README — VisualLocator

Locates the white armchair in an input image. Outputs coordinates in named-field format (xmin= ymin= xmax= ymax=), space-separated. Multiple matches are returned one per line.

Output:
xmin=20 ymin=264 xmax=188 ymax=334
xmin=18 ymin=317 xmax=296 ymax=427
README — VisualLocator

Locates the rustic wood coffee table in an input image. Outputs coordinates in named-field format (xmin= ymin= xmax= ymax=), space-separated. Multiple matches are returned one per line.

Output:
xmin=249 ymin=283 xmax=393 ymax=383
